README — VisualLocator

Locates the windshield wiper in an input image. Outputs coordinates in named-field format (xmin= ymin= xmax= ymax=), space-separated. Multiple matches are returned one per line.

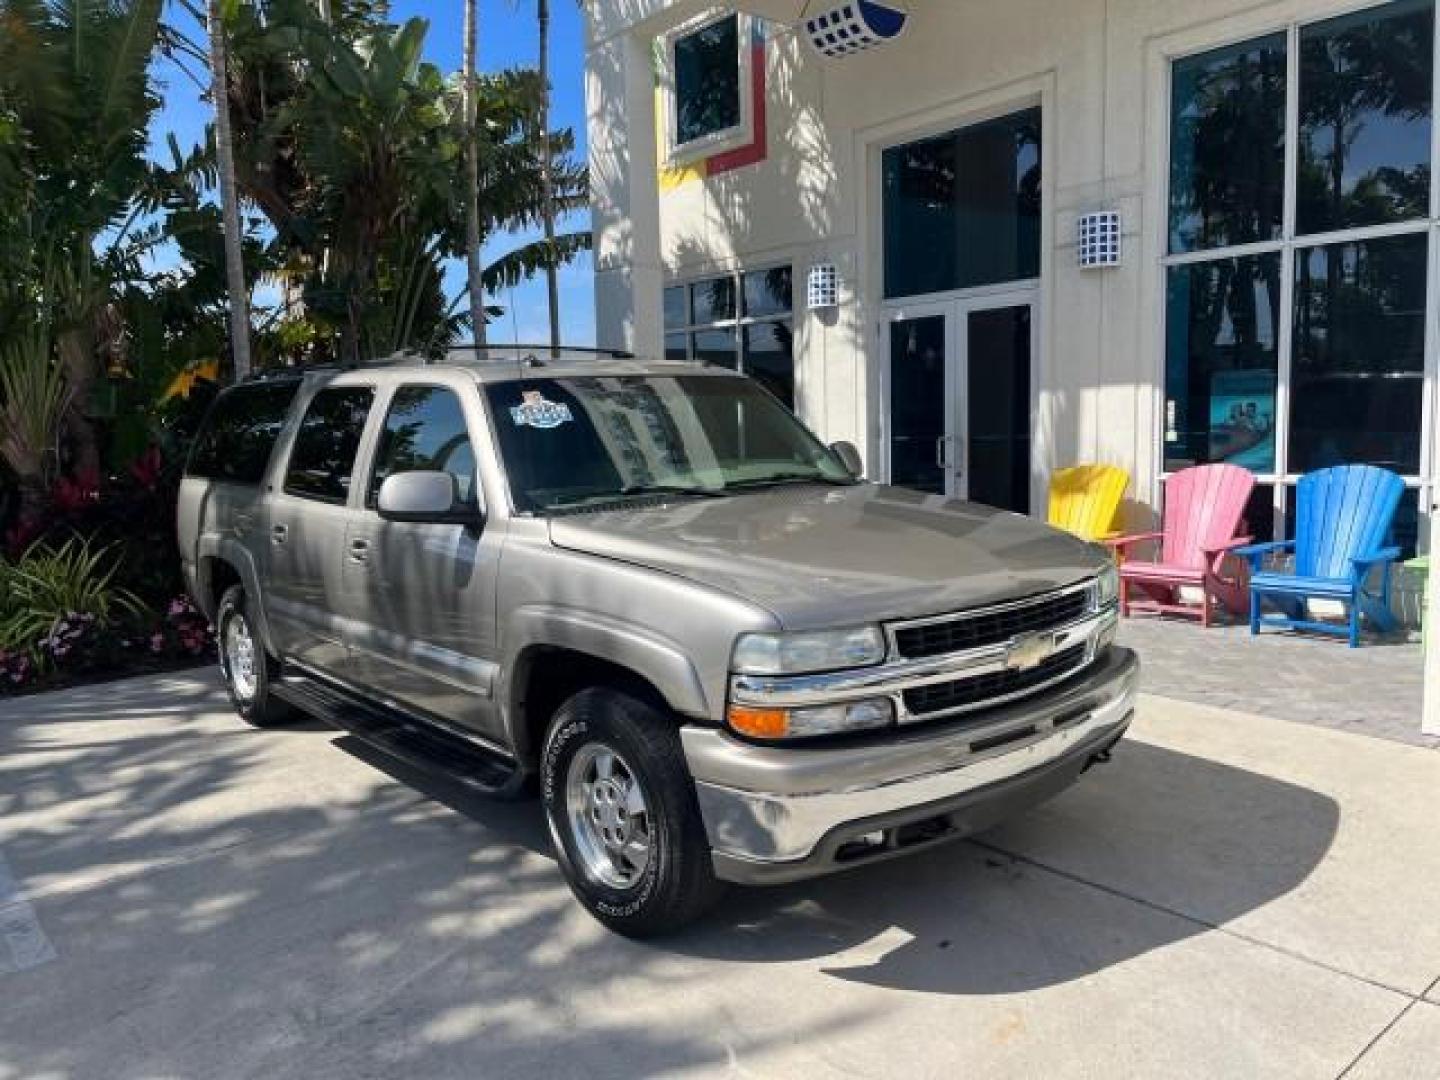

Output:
xmin=618 ymin=483 xmax=727 ymax=499
xmin=723 ymin=472 xmax=855 ymax=491
xmin=543 ymin=484 xmax=724 ymax=510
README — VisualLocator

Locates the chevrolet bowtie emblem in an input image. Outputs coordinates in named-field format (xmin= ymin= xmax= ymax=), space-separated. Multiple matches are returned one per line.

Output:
xmin=1005 ymin=632 xmax=1058 ymax=673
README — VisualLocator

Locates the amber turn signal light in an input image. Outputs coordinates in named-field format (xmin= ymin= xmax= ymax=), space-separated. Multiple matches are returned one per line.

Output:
xmin=726 ymin=705 xmax=790 ymax=739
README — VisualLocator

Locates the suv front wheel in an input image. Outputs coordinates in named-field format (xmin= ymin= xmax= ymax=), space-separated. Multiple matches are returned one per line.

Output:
xmin=541 ymin=687 xmax=722 ymax=937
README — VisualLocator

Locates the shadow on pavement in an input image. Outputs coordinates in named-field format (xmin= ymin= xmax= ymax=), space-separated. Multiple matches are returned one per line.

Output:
xmin=0 ymin=677 xmax=1339 ymax=1076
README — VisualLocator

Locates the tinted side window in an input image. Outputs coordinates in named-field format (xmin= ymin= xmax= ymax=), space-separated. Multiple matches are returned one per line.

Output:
xmin=283 ymin=387 xmax=375 ymax=503
xmin=186 ymin=382 xmax=299 ymax=484
xmin=368 ymin=386 xmax=478 ymax=507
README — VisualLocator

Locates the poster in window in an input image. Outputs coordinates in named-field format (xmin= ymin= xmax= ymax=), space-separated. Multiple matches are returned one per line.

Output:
xmin=1209 ymin=370 xmax=1275 ymax=470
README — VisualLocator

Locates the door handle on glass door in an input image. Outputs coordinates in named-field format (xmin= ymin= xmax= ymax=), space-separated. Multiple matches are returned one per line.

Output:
xmin=935 ymin=435 xmax=952 ymax=469
xmin=271 ymin=524 xmax=289 ymax=545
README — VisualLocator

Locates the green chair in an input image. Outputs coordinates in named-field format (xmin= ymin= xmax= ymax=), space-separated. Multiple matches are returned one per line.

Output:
xmin=1408 ymin=555 xmax=1431 ymax=649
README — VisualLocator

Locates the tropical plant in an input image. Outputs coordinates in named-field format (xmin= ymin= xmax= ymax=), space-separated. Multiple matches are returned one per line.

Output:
xmin=0 ymin=535 xmax=149 ymax=659
xmin=0 ymin=319 xmax=73 ymax=520
xmin=0 ymin=0 xmax=165 ymax=479
xmin=462 ymin=0 xmax=487 ymax=345
xmin=207 ymin=0 xmax=253 ymax=378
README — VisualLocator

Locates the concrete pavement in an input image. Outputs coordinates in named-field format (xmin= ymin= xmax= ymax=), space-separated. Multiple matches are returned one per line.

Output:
xmin=1 ymin=671 xmax=1438 ymax=1079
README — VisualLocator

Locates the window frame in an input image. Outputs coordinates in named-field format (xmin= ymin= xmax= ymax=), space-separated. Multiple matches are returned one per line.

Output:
xmin=659 ymin=11 xmax=756 ymax=167
xmin=663 ymin=263 xmax=796 ymax=407
xmin=1159 ymin=0 xmax=1440 ymax=549
xmin=280 ymin=383 xmax=378 ymax=506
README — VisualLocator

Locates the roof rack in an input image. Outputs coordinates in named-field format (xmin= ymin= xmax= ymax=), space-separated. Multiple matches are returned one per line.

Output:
xmin=440 ymin=344 xmax=637 ymax=367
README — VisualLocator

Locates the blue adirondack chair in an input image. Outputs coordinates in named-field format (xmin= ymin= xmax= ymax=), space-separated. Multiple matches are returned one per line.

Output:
xmin=1237 ymin=465 xmax=1405 ymax=648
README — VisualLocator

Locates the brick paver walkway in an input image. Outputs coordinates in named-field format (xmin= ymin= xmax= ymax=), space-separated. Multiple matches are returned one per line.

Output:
xmin=1118 ymin=616 xmax=1435 ymax=749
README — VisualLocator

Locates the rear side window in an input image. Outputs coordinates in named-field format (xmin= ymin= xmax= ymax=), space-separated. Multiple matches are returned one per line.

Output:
xmin=186 ymin=382 xmax=299 ymax=484
xmin=367 ymin=386 xmax=479 ymax=507
xmin=283 ymin=386 xmax=375 ymax=504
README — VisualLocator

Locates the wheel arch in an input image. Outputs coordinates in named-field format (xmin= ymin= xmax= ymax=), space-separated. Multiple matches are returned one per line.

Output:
xmin=504 ymin=608 xmax=713 ymax=773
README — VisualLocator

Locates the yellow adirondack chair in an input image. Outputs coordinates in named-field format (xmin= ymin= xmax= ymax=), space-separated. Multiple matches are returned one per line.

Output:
xmin=1048 ymin=464 xmax=1129 ymax=542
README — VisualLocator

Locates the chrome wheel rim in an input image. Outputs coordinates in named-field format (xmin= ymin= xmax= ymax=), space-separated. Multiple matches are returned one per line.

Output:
xmin=564 ymin=743 xmax=653 ymax=890
xmin=223 ymin=613 xmax=258 ymax=703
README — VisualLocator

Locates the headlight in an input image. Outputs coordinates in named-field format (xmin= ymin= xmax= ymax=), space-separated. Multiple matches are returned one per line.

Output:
xmin=727 ymin=697 xmax=895 ymax=740
xmin=732 ymin=626 xmax=887 ymax=675
xmin=1093 ymin=564 xmax=1120 ymax=610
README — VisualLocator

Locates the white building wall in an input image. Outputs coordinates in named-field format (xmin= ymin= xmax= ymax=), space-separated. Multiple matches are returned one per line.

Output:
xmin=587 ymin=0 xmax=1438 ymax=533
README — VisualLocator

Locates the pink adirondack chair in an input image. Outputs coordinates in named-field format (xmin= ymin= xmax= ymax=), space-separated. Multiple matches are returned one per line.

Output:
xmin=1106 ymin=464 xmax=1255 ymax=627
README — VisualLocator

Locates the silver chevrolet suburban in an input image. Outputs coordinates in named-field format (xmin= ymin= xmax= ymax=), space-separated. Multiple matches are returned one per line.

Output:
xmin=177 ymin=350 xmax=1136 ymax=936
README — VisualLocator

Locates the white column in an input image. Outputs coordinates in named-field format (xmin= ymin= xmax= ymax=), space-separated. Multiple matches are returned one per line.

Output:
xmin=586 ymin=29 xmax=665 ymax=357
xmin=1424 ymin=497 xmax=1440 ymax=736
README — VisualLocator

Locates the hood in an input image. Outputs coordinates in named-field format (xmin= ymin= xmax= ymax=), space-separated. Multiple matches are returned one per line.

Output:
xmin=547 ymin=483 xmax=1106 ymax=629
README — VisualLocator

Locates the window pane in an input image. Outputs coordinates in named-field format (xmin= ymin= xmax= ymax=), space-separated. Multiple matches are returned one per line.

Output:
xmin=1298 ymin=0 xmax=1434 ymax=234
xmin=1241 ymin=484 xmax=1277 ymax=544
xmin=692 ymin=327 xmax=737 ymax=368
xmin=742 ymin=320 xmax=794 ymax=407
xmin=673 ymin=15 xmax=741 ymax=146
xmin=368 ymin=386 xmax=477 ymax=507
xmin=187 ymin=382 xmax=299 ymax=484
xmin=742 ymin=266 xmax=793 ymax=317
xmin=664 ymin=332 xmax=689 ymax=363
xmin=690 ymin=276 xmax=736 ymax=323
xmin=1289 ymin=234 xmax=1427 ymax=474
xmin=1169 ymin=35 xmax=1287 ymax=253
xmin=283 ymin=387 xmax=374 ymax=503
xmin=663 ymin=286 xmax=687 ymax=330
xmin=1164 ymin=254 xmax=1282 ymax=472
xmin=883 ymin=108 xmax=1042 ymax=298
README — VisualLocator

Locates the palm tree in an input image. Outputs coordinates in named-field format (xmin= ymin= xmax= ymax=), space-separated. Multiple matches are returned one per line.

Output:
xmin=462 ymin=0 xmax=487 ymax=346
xmin=207 ymin=0 xmax=251 ymax=380
xmin=536 ymin=0 xmax=560 ymax=355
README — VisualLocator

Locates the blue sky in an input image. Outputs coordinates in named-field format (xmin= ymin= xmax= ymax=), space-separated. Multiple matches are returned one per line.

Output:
xmin=150 ymin=0 xmax=596 ymax=347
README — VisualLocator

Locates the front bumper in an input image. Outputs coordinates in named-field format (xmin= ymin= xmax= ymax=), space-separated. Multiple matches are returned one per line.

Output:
xmin=682 ymin=646 xmax=1138 ymax=885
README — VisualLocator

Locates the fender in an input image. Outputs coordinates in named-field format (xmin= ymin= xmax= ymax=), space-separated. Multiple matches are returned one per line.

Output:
xmin=195 ymin=533 xmax=275 ymax=655
xmin=502 ymin=605 xmax=712 ymax=756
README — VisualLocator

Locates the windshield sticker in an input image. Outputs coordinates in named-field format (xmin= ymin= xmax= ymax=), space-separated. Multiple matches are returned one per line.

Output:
xmin=509 ymin=391 xmax=573 ymax=430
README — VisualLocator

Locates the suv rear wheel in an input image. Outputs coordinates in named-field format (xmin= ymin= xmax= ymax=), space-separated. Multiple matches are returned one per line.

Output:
xmin=541 ymin=687 xmax=722 ymax=937
xmin=216 ymin=584 xmax=294 ymax=728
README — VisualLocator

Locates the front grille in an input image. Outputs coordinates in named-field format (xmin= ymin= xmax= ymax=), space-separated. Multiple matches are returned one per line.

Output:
xmin=892 ymin=587 xmax=1092 ymax=660
xmin=902 ymin=644 xmax=1087 ymax=717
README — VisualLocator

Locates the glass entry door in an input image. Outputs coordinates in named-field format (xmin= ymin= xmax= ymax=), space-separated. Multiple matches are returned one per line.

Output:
xmin=885 ymin=296 xmax=1035 ymax=512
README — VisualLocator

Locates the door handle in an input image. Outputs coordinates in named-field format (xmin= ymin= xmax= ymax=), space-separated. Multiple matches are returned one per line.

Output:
xmin=935 ymin=435 xmax=952 ymax=469
xmin=271 ymin=524 xmax=289 ymax=545
xmin=348 ymin=538 xmax=370 ymax=564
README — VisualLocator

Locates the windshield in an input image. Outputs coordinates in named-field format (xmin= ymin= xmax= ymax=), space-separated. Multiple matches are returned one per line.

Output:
xmin=485 ymin=374 xmax=855 ymax=512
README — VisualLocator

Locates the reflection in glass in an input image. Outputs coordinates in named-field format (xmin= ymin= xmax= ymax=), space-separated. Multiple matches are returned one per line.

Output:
xmin=888 ymin=315 xmax=947 ymax=494
xmin=1169 ymin=35 xmax=1287 ymax=253
xmin=368 ymin=387 xmax=476 ymax=506
xmin=692 ymin=327 xmax=738 ymax=369
xmin=689 ymin=276 xmax=736 ymax=323
xmin=742 ymin=267 xmax=793 ymax=318
xmin=1290 ymin=234 xmax=1426 ymax=474
xmin=1164 ymin=254 xmax=1282 ymax=473
xmin=882 ymin=109 xmax=1041 ymax=298
xmin=1298 ymin=0 xmax=1433 ymax=234
xmin=966 ymin=306 xmax=1031 ymax=515
xmin=742 ymin=321 xmax=794 ymax=408
xmin=664 ymin=333 xmax=689 ymax=363
xmin=663 ymin=286 xmax=687 ymax=330
xmin=673 ymin=15 xmax=741 ymax=146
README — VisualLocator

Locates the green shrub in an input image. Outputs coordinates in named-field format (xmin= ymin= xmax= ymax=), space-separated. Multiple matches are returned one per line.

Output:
xmin=0 ymin=536 xmax=150 ymax=661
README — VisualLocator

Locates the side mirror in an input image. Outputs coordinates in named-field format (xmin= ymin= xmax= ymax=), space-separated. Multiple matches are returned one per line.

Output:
xmin=830 ymin=440 xmax=864 ymax=478
xmin=376 ymin=471 xmax=479 ymax=525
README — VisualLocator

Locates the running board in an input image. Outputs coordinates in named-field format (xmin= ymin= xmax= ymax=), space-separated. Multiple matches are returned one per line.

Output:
xmin=273 ymin=671 xmax=524 ymax=798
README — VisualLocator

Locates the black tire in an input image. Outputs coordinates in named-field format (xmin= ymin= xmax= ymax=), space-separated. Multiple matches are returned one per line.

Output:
xmin=541 ymin=687 xmax=723 ymax=937
xmin=216 ymin=584 xmax=295 ymax=728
